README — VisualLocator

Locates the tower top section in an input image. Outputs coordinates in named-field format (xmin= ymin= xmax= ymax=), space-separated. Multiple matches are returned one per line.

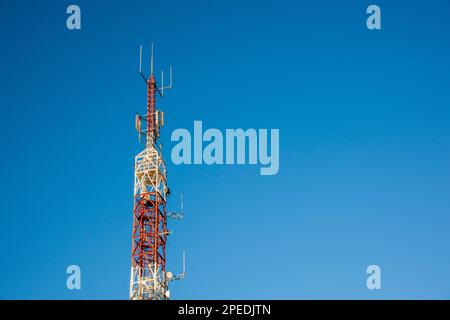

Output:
xmin=135 ymin=43 xmax=173 ymax=147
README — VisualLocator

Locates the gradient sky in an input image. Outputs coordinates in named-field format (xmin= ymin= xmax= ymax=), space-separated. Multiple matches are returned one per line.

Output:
xmin=1 ymin=0 xmax=450 ymax=299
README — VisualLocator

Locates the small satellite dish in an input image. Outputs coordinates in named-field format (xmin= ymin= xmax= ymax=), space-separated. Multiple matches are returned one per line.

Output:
xmin=166 ymin=271 xmax=173 ymax=279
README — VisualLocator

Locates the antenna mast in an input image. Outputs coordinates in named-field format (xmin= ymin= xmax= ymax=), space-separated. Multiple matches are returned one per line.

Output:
xmin=130 ymin=43 xmax=183 ymax=300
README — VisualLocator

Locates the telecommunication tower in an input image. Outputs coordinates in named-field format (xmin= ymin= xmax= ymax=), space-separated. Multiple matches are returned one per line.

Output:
xmin=130 ymin=44 xmax=185 ymax=300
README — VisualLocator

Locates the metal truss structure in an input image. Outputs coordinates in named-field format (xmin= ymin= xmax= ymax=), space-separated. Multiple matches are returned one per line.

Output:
xmin=130 ymin=44 xmax=184 ymax=300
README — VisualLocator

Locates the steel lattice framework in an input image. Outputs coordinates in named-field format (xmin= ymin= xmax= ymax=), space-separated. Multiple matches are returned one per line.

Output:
xmin=130 ymin=45 xmax=183 ymax=300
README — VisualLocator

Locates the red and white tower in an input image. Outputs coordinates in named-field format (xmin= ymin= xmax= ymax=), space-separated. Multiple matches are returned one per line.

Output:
xmin=130 ymin=44 xmax=184 ymax=300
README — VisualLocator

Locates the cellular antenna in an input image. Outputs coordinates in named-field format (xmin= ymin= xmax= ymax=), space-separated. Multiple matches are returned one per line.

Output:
xmin=139 ymin=45 xmax=147 ymax=83
xmin=181 ymin=193 xmax=184 ymax=212
xmin=169 ymin=250 xmax=186 ymax=282
xmin=160 ymin=66 xmax=173 ymax=96
xmin=139 ymin=45 xmax=142 ymax=73
xmin=168 ymin=193 xmax=184 ymax=220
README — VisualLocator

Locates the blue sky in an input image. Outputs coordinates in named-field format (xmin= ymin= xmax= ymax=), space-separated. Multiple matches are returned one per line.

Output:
xmin=1 ymin=0 xmax=450 ymax=299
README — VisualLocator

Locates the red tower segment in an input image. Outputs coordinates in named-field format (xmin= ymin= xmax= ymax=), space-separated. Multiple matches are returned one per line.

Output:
xmin=147 ymin=75 xmax=156 ymax=144
xmin=130 ymin=72 xmax=169 ymax=297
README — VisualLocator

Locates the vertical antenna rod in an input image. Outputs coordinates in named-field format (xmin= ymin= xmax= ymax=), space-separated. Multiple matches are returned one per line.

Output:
xmin=150 ymin=42 xmax=154 ymax=76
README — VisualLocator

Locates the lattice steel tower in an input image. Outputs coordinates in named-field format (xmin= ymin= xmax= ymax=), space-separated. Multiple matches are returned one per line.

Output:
xmin=130 ymin=44 xmax=185 ymax=300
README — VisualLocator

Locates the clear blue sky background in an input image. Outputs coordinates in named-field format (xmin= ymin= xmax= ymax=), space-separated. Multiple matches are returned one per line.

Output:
xmin=1 ymin=0 xmax=450 ymax=299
